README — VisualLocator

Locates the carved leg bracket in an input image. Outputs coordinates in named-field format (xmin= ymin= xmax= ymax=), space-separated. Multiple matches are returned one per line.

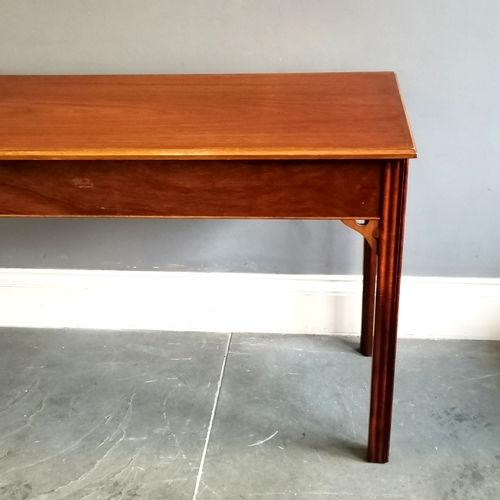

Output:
xmin=341 ymin=219 xmax=379 ymax=253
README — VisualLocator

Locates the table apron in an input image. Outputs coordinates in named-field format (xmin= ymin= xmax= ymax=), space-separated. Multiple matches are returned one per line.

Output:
xmin=0 ymin=159 xmax=383 ymax=219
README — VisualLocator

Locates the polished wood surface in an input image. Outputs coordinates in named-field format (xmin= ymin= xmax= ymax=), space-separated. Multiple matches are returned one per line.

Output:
xmin=0 ymin=72 xmax=415 ymax=463
xmin=0 ymin=160 xmax=382 ymax=218
xmin=0 ymin=73 xmax=416 ymax=160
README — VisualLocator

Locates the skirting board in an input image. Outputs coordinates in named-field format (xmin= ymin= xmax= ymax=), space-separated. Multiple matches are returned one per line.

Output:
xmin=0 ymin=269 xmax=499 ymax=340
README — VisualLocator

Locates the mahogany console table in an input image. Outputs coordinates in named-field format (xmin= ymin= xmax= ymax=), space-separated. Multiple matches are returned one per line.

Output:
xmin=0 ymin=72 xmax=416 ymax=463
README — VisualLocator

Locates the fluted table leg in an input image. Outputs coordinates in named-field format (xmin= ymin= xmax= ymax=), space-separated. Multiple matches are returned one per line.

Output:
xmin=367 ymin=160 xmax=409 ymax=463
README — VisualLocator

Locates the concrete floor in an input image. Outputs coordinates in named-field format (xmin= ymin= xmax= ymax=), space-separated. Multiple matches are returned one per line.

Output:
xmin=0 ymin=329 xmax=498 ymax=499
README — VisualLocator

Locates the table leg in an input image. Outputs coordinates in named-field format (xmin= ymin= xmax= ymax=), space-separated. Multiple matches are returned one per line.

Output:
xmin=360 ymin=239 xmax=377 ymax=357
xmin=367 ymin=160 xmax=408 ymax=463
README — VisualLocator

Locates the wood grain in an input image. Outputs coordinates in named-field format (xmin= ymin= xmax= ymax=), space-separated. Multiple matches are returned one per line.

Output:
xmin=0 ymin=159 xmax=382 ymax=218
xmin=0 ymin=73 xmax=416 ymax=160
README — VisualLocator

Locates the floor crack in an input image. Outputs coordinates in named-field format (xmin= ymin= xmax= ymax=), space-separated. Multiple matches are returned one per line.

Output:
xmin=192 ymin=332 xmax=232 ymax=500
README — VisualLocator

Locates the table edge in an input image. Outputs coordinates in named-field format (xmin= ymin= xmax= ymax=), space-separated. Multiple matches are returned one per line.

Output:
xmin=0 ymin=148 xmax=417 ymax=161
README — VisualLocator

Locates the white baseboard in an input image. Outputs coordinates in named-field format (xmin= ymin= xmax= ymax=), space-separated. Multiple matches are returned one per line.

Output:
xmin=0 ymin=269 xmax=499 ymax=340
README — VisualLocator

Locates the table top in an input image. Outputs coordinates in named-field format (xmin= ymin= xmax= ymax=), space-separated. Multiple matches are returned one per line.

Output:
xmin=0 ymin=72 xmax=416 ymax=161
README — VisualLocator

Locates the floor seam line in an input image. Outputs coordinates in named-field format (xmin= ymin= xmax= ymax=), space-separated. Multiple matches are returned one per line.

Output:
xmin=192 ymin=332 xmax=232 ymax=500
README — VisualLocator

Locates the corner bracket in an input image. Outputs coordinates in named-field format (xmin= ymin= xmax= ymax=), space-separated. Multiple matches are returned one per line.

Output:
xmin=341 ymin=219 xmax=379 ymax=253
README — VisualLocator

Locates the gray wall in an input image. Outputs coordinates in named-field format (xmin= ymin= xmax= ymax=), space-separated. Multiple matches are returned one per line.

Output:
xmin=1 ymin=1 xmax=499 ymax=277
